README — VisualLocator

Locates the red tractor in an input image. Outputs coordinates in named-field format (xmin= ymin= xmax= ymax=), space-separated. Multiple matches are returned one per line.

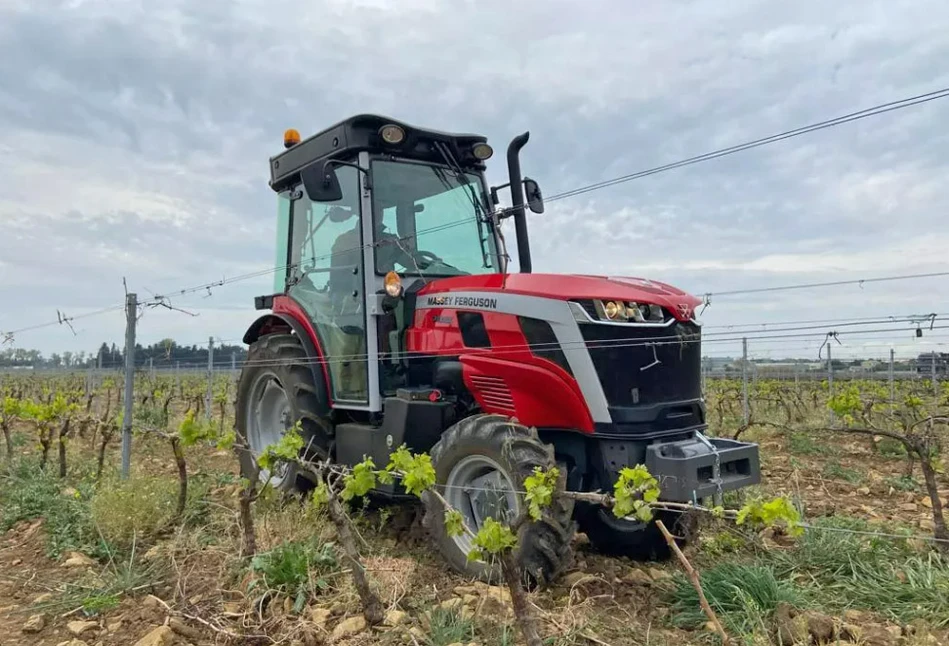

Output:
xmin=236 ymin=115 xmax=760 ymax=583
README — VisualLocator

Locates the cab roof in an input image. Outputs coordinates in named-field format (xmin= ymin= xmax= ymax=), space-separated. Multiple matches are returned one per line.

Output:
xmin=269 ymin=114 xmax=489 ymax=192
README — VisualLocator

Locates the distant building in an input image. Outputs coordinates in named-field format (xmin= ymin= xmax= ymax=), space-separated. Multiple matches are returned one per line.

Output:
xmin=916 ymin=352 xmax=949 ymax=375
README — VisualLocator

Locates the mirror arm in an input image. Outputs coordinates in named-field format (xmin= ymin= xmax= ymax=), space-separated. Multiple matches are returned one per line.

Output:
xmin=325 ymin=159 xmax=372 ymax=190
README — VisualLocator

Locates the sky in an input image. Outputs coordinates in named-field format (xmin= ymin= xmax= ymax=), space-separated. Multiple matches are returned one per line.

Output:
xmin=2 ymin=0 xmax=949 ymax=361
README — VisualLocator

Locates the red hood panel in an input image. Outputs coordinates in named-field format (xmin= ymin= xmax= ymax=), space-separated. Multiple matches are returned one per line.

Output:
xmin=416 ymin=273 xmax=701 ymax=321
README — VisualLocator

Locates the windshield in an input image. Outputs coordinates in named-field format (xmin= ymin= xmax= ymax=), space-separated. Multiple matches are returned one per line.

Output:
xmin=371 ymin=159 xmax=499 ymax=277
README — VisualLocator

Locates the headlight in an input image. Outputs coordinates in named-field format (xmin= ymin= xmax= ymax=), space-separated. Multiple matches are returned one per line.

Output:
xmin=595 ymin=300 xmax=627 ymax=321
xmin=626 ymin=303 xmax=645 ymax=322
xmin=472 ymin=142 xmax=494 ymax=160
xmin=588 ymin=300 xmax=666 ymax=323
xmin=379 ymin=124 xmax=406 ymax=145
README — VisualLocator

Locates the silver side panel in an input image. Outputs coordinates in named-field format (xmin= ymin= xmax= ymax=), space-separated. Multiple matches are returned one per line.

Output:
xmin=357 ymin=151 xmax=381 ymax=413
xmin=416 ymin=291 xmax=612 ymax=424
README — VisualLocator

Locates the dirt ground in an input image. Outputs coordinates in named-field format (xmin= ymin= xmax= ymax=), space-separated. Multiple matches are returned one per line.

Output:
xmin=1 ymin=381 xmax=949 ymax=646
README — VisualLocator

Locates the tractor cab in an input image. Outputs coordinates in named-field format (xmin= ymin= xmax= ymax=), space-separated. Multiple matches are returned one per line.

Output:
xmin=262 ymin=115 xmax=532 ymax=411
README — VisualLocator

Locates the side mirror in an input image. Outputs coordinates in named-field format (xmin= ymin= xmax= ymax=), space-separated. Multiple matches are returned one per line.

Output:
xmin=524 ymin=177 xmax=544 ymax=214
xmin=301 ymin=160 xmax=343 ymax=202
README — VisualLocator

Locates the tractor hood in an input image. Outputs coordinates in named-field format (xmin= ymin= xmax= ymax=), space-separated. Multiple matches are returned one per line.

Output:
xmin=415 ymin=273 xmax=701 ymax=322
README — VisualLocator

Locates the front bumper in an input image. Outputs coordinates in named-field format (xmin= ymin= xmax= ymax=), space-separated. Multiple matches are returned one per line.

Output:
xmin=645 ymin=435 xmax=760 ymax=502
xmin=587 ymin=431 xmax=760 ymax=503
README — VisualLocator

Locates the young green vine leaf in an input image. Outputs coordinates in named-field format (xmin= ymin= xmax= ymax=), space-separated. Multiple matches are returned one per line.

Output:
xmin=178 ymin=409 xmax=211 ymax=446
xmin=612 ymin=464 xmax=660 ymax=522
xmin=310 ymin=482 xmax=330 ymax=508
xmin=382 ymin=445 xmax=436 ymax=497
xmin=444 ymin=509 xmax=466 ymax=538
xmin=735 ymin=496 xmax=803 ymax=537
xmin=467 ymin=518 xmax=518 ymax=563
xmin=523 ymin=466 xmax=559 ymax=521
xmin=257 ymin=424 xmax=304 ymax=472
xmin=341 ymin=457 xmax=378 ymax=501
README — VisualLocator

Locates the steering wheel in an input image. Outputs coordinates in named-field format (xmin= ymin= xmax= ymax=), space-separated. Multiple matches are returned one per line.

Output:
xmin=415 ymin=250 xmax=444 ymax=270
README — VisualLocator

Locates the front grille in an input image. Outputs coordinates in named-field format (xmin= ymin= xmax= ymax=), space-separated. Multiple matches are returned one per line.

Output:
xmin=580 ymin=321 xmax=701 ymax=407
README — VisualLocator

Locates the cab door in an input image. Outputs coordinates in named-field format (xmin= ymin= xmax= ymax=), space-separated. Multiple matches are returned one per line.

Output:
xmin=287 ymin=165 xmax=370 ymax=406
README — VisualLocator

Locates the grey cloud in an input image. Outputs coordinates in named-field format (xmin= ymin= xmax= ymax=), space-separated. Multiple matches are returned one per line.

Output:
xmin=2 ymin=0 xmax=949 ymax=357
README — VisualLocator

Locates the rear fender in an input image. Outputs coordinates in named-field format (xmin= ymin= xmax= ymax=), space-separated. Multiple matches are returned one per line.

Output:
xmin=242 ymin=303 xmax=332 ymax=405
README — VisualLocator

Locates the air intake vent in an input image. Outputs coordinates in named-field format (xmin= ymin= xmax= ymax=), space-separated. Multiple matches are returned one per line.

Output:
xmin=458 ymin=312 xmax=490 ymax=348
xmin=518 ymin=317 xmax=573 ymax=376
xmin=469 ymin=375 xmax=516 ymax=415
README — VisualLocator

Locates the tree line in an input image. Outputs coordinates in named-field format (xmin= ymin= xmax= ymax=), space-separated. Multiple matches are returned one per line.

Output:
xmin=0 ymin=339 xmax=248 ymax=369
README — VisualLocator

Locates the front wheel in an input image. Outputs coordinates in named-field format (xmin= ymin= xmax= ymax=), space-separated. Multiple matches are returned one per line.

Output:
xmin=577 ymin=504 xmax=699 ymax=560
xmin=235 ymin=333 xmax=331 ymax=491
xmin=423 ymin=414 xmax=575 ymax=586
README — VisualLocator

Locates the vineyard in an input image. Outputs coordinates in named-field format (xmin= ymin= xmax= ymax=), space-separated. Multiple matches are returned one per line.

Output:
xmin=1 ymin=371 xmax=948 ymax=646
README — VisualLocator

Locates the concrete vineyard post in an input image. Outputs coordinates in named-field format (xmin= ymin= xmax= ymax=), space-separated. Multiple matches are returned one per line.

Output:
xmin=121 ymin=292 xmax=137 ymax=480
xmin=889 ymin=348 xmax=895 ymax=403
xmin=741 ymin=337 xmax=749 ymax=425
xmin=206 ymin=336 xmax=214 ymax=421
xmin=932 ymin=351 xmax=938 ymax=399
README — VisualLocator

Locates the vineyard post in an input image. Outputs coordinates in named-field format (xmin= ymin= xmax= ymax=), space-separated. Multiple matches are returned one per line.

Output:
xmin=932 ymin=351 xmax=938 ymax=399
xmin=148 ymin=356 xmax=154 ymax=379
xmin=741 ymin=337 xmax=749 ymax=425
xmin=205 ymin=336 xmax=214 ymax=421
xmin=231 ymin=351 xmax=236 ymax=372
xmin=827 ymin=342 xmax=834 ymax=423
xmin=175 ymin=361 xmax=181 ymax=397
xmin=120 ymin=291 xmax=137 ymax=480
xmin=889 ymin=348 xmax=895 ymax=403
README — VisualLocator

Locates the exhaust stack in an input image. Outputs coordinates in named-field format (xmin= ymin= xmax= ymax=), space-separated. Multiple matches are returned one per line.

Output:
xmin=506 ymin=132 xmax=532 ymax=274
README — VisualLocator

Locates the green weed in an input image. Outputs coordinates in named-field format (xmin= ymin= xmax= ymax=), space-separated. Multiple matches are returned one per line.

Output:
xmin=822 ymin=461 xmax=863 ymax=484
xmin=248 ymin=540 xmax=338 ymax=613
xmin=884 ymin=474 xmax=920 ymax=492
xmin=0 ymin=459 xmax=109 ymax=558
xmin=90 ymin=476 xmax=179 ymax=548
xmin=766 ymin=516 xmax=949 ymax=626
xmin=426 ymin=607 xmax=476 ymax=646
xmin=787 ymin=432 xmax=822 ymax=455
xmin=877 ymin=437 xmax=908 ymax=458
xmin=671 ymin=563 xmax=801 ymax=635
xmin=36 ymin=545 xmax=159 ymax=616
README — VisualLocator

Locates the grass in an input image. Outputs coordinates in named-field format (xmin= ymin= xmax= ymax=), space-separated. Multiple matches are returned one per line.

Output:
xmin=426 ymin=607 xmax=476 ymax=646
xmin=877 ymin=437 xmax=908 ymax=458
xmin=884 ymin=474 xmax=920 ymax=492
xmin=670 ymin=562 xmax=801 ymax=636
xmin=821 ymin=460 xmax=863 ymax=484
xmin=0 ymin=458 xmax=111 ymax=559
xmin=248 ymin=539 xmax=339 ymax=613
xmin=787 ymin=432 xmax=828 ymax=456
xmin=765 ymin=516 xmax=949 ymax=626
xmin=90 ymin=476 xmax=180 ymax=548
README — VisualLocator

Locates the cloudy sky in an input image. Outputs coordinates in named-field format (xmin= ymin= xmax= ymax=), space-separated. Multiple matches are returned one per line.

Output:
xmin=2 ymin=0 xmax=949 ymax=361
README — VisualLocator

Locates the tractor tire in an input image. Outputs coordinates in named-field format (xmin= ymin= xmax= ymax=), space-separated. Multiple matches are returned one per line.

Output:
xmin=577 ymin=504 xmax=699 ymax=560
xmin=235 ymin=333 xmax=331 ymax=492
xmin=423 ymin=414 xmax=576 ymax=586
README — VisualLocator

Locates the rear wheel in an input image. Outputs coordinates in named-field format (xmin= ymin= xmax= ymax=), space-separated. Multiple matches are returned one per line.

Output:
xmin=235 ymin=333 xmax=331 ymax=491
xmin=423 ymin=414 xmax=575 ymax=586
